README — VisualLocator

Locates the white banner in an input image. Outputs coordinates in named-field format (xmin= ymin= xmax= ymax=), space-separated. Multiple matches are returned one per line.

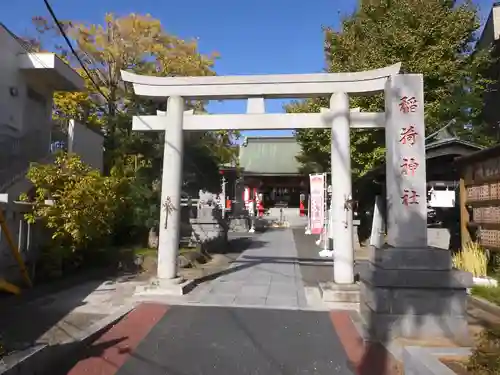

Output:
xmin=429 ymin=189 xmax=455 ymax=208
xmin=309 ymin=173 xmax=326 ymax=235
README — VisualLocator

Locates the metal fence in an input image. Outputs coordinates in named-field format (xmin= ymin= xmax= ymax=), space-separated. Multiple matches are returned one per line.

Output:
xmin=0 ymin=129 xmax=60 ymax=192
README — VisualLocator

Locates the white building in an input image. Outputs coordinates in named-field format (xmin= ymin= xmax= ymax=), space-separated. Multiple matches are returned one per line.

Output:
xmin=0 ymin=23 xmax=84 ymax=193
xmin=0 ymin=23 xmax=103 ymax=284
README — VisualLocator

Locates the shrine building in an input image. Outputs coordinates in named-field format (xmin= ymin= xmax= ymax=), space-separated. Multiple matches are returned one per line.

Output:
xmin=219 ymin=136 xmax=308 ymax=210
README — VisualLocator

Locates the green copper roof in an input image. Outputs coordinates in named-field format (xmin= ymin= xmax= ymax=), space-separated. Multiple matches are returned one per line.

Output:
xmin=239 ymin=136 xmax=302 ymax=175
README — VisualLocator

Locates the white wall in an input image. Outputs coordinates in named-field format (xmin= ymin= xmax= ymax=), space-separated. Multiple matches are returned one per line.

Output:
xmin=0 ymin=25 xmax=53 ymax=138
xmin=68 ymin=120 xmax=104 ymax=172
xmin=0 ymin=25 xmax=28 ymax=134
xmin=477 ymin=5 xmax=500 ymax=49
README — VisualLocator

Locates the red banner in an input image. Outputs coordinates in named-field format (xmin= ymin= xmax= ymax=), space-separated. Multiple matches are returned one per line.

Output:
xmin=309 ymin=174 xmax=325 ymax=235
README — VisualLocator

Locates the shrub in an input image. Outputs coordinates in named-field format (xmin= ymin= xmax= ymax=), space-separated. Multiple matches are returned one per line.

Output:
xmin=21 ymin=153 xmax=129 ymax=252
xmin=452 ymin=241 xmax=488 ymax=278
xmin=107 ymin=155 xmax=160 ymax=246
xmin=467 ymin=327 xmax=500 ymax=374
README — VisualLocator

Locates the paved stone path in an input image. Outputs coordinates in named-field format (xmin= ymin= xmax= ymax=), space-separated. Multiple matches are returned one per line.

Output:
xmin=187 ymin=228 xmax=308 ymax=309
xmin=0 ymin=274 xmax=140 ymax=352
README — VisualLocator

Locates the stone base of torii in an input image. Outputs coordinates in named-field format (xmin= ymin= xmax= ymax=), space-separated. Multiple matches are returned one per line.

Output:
xmin=121 ymin=66 xmax=472 ymax=344
xmin=361 ymin=245 xmax=471 ymax=344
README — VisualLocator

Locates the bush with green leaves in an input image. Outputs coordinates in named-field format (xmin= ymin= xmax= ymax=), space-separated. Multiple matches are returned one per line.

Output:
xmin=21 ymin=153 xmax=129 ymax=252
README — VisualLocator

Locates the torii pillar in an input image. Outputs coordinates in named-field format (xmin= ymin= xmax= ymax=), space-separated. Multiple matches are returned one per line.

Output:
xmin=330 ymin=92 xmax=354 ymax=284
xmin=157 ymin=96 xmax=184 ymax=281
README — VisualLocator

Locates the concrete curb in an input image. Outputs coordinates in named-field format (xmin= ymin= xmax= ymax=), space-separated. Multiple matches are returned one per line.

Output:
xmin=403 ymin=346 xmax=471 ymax=375
xmin=468 ymin=294 xmax=500 ymax=316
xmin=0 ymin=303 xmax=138 ymax=375
xmin=318 ymin=282 xmax=360 ymax=303
xmin=132 ymin=296 xmax=330 ymax=311
xmin=135 ymin=278 xmax=196 ymax=296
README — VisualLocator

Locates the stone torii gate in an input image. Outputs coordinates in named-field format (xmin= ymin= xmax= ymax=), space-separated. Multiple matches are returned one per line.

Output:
xmin=122 ymin=64 xmax=399 ymax=284
xmin=122 ymin=65 xmax=471 ymax=342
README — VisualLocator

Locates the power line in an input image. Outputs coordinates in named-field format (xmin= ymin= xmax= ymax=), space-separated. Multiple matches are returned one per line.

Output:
xmin=42 ymin=0 xmax=111 ymax=104
xmin=42 ymin=0 xmax=228 ymax=183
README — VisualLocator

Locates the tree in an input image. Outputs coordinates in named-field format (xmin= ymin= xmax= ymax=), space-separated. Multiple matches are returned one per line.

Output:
xmin=287 ymin=0 xmax=494 ymax=178
xmin=20 ymin=153 xmax=128 ymax=250
xmin=31 ymin=13 xmax=230 ymax=169
xmin=27 ymin=13 xmax=241 ymax=247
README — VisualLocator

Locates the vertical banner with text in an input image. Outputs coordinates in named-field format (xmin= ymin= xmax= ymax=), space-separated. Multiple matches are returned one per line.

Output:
xmin=309 ymin=173 xmax=326 ymax=235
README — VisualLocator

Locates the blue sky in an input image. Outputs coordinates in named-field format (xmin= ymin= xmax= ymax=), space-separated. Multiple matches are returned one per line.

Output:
xmin=1 ymin=0 xmax=496 ymax=138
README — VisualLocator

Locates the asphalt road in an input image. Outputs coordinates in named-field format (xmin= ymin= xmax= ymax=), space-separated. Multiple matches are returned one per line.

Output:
xmin=116 ymin=305 xmax=355 ymax=375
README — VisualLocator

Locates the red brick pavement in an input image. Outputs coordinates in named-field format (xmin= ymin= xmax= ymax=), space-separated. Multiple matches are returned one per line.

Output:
xmin=67 ymin=303 xmax=169 ymax=375
xmin=330 ymin=311 xmax=400 ymax=375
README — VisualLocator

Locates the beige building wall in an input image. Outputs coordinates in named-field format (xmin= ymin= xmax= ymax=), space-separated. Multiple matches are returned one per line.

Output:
xmin=68 ymin=119 xmax=104 ymax=172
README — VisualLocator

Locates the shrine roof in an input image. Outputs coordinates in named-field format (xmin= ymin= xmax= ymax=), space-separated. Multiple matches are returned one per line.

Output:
xmin=238 ymin=136 xmax=302 ymax=175
xmin=425 ymin=126 xmax=482 ymax=152
xmin=455 ymin=143 xmax=500 ymax=166
xmin=358 ymin=135 xmax=482 ymax=183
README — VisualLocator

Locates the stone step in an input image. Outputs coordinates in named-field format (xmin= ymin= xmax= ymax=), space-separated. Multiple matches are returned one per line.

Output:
xmin=318 ymin=282 xmax=360 ymax=303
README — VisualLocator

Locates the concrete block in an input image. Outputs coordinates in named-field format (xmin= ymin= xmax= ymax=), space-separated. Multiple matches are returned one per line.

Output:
xmin=319 ymin=282 xmax=360 ymax=303
xmin=427 ymin=228 xmax=451 ymax=250
xmin=369 ymin=246 xmax=452 ymax=271
xmin=360 ymin=300 xmax=471 ymax=345
xmin=359 ymin=263 xmax=471 ymax=343
xmin=360 ymin=283 xmax=467 ymax=316
xmin=134 ymin=277 xmax=195 ymax=296
xmin=196 ymin=206 xmax=217 ymax=221
xmin=361 ymin=265 xmax=472 ymax=289
xmin=403 ymin=346 xmax=471 ymax=375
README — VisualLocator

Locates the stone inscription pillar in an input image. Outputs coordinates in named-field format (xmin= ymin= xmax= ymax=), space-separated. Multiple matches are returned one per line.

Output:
xmin=157 ymin=96 xmax=184 ymax=280
xmin=384 ymin=74 xmax=427 ymax=248
xmin=330 ymin=92 xmax=354 ymax=284
xmin=359 ymin=75 xmax=472 ymax=344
